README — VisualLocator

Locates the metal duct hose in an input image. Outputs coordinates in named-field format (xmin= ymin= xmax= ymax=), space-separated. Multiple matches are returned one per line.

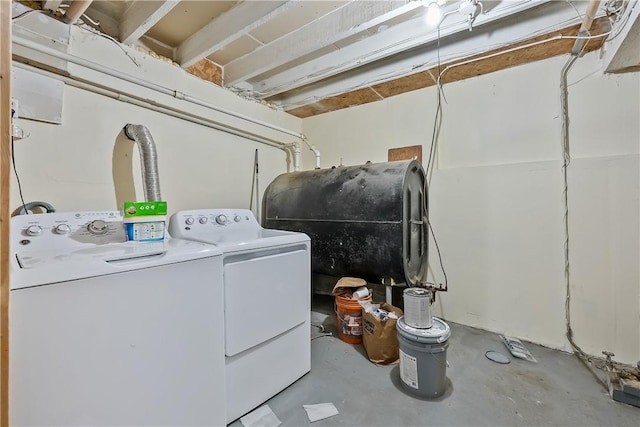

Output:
xmin=124 ymin=124 xmax=162 ymax=202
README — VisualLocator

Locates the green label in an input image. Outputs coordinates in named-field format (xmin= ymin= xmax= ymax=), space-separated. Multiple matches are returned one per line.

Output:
xmin=123 ymin=201 xmax=168 ymax=218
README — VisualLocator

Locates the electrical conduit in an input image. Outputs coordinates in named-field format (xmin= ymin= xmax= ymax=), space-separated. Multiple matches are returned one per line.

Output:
xmin=559 ymin=0 xmax=608 ymax=387
xmin=12 ymin=37 xmax=318 ymax=170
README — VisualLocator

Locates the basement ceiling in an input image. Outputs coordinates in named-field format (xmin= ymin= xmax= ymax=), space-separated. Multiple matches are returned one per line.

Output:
xmin=32 ymin=0 xmax=631 ymax=117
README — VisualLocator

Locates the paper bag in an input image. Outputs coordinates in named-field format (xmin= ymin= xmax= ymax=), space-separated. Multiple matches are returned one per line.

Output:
xmin=362 ymin=303 xmax=403 ymax=365
xmin=331 ymin=277 xmax=367 ymax=298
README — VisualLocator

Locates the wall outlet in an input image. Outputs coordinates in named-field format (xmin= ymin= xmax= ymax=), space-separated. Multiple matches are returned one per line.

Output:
xmin=10 ymin=98 xmax=19 ymax=118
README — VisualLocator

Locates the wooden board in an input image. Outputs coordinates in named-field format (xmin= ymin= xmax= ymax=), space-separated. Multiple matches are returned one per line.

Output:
xmin=186 ymin=58 xmax=223 ymax=87
xmin=388 ymin=145 xmax=422 ymax=164
xmin=0 ymin=2 xmax=10 ymax=425
xmin=286 ymin=87 xmax=382 ymax=119
xmin=286 ymin=17 xmax=610 ymax=118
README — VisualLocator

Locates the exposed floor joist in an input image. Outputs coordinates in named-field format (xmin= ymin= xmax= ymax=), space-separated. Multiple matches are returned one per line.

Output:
xmin=223 ymin=0 xmax=424 ymax=87
xmin=177 ymin=0 xmax=290 ymax=69
xmin=286 ymin=17 xmax=610 ymax=118
xmin=119 ymin=1 xmax=179 ymax=46
xmin=249 ymin=0 xmax=550 ymax=99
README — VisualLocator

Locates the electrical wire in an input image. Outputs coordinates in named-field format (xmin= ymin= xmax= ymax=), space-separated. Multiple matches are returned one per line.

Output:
xmin=435 ymin=30 xmax=611 ymax=88
xmin=80 ymin=13 xmax=101 ymax=27
xmin=565 ymin=0 xmax=585 ymax=23
xmin=12 ymin=5 xmax=141 ymax=68
xmin=274 ymin=25 xmax=613 ymax=111
xmin=604 ymin=1 xmax=635 ymax=42
xmin=11 ymin=136 xmax=28 ymax=215
xmin=262 ymin=6 xmax=599 ymax=106
xmin=412 ymin=5 xmax=622 ymax=297
xmin=559 ymin=34 xmax=615 ymax=389
xmin=11 ymin=9 xmax=53 ymax=21
xmin=421 ymin=26 xmax=448 ymax=292
xmin=75 ymin=23 xmax=142 ymax=68
xmin=568 ymin=67 xmax=602 ymax=87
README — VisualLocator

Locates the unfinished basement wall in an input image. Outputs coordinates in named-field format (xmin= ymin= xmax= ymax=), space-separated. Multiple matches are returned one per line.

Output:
xmin=10 ymin=25 xmax=301 ymax=216
xmin=302 ymin=53 xmax=640 ymax=365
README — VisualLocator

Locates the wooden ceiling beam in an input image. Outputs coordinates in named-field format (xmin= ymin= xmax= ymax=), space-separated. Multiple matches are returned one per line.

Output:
xmin=223 ymin=0 xmax=423 ymax=87
xmin=286 ymin=17 xmax=611 ymax=118
xmin=250 ymin=0 xmax=550 ymax=99
xmin=119 ymin=0 xmax=180 ymax=46
xmin=176 ymin=0 xmax=291 ymax=69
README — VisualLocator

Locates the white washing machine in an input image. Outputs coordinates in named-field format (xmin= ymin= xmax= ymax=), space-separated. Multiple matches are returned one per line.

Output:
xmin=10 ymin=211 xmax=226 ymax=426
xmin=169 ymin=209 xmax=311 ymax=423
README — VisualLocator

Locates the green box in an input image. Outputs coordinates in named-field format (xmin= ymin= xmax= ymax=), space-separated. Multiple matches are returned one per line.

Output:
xmin=123 ymin=201 xmax=167 ymax=242
xmin=123 ymin=201 xmax=168 ymax=218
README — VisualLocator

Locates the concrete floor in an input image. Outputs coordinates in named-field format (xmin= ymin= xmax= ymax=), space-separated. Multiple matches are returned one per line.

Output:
xmin=233 ymin=295 xmax=638 ymax=426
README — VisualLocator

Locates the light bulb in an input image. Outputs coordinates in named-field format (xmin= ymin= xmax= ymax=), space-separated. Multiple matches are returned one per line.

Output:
xmin=425 ymin=3 xmax=443 ymax=26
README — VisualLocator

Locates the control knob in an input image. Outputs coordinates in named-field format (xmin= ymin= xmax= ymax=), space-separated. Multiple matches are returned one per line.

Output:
xmin=215 ymin=214 xmax=227 ymax=225
xmin=234 ymin=215 xmax=242 ymax=223
xmin=87 ymin=220 xmax=108 ymax=235
xmin=25 ymin=225 xmax=43 ymax=236
xmin=185 ymin=217 xmax=195 ymax=225
xmin=54 ymin=224 xmax=72 ymax=235
xmin=199 ymin=217 xmax=208 ymax=224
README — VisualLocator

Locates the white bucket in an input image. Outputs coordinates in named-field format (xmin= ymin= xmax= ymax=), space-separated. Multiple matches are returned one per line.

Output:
xmin=403 ymin=287 xmax=432 ymax=329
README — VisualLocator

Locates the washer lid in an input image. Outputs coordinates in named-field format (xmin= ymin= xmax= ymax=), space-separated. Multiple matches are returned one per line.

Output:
xmin=11 ymin=239 xmax=222 ymax=290
xmin=397 ymin=316 xmax=451 ymax=343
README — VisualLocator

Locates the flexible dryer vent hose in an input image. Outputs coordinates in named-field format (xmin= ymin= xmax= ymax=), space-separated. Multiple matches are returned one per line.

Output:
xmin=124 ymin=124 xmax=162 ymax=202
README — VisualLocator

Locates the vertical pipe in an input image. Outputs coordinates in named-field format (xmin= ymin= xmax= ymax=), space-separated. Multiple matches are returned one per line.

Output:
xmin=293 ymin=142 xmax=301 ymax=172
xmin=560 ymin=56 xmax=578 ymax=161
xmin=254 ymin=149 xmax=260 ymax=222
xmin=560 ymin=55 xmax=577 ymax=354
xmin=63 ymin=0 xmax=93 ymax=24
xmin=559 ymin=1 xmax=608 ymax=386
xmin=571 ymin=0 xmax=602 ymax=55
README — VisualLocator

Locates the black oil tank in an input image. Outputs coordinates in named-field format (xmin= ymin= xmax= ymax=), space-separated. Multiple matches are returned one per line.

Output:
xmin=263 ymin=160 xmax=427 ymax=287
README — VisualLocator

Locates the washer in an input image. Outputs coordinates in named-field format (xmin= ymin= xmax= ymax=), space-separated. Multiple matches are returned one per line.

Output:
xmin=10 ymin=211 xmax=226 ymax=426
xmin=169 ymin=209 xmax=311 ymax=423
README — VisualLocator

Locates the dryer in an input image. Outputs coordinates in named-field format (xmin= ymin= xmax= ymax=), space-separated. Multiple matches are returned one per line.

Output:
xmin=10 ymin=211 xmax=226 ymax=426
xmin=169 ymin=209 xmax=311 ymax=423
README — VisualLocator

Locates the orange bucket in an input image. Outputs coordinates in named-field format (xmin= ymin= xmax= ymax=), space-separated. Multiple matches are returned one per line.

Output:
xmin=335 ymin=294 xmax=371 ymax=344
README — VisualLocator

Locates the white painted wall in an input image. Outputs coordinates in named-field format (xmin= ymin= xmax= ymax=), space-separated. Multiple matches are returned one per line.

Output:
xmin=10 ymin=25 xmax=301 ymax=217
xmin=302 ymin=53 xmax=640 ymax=365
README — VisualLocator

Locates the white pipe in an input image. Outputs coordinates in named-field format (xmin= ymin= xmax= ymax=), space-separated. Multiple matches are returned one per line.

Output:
xmin=63 ymin=0 xmax=92 ymax=24
xmin=12 ymin=36 xmax=306 ymax=142
xmin=13 ymin=62 xmax=288 ymax=151
xmin=292 ymin=142 xmax=302 ymax=172
xmin=254 ymin=149 xmax=260 ymax=222
xmin=311 ymin=145 xmax=321 ymax=169
xmin=301 ymin=137 xmax=321 ymax=169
